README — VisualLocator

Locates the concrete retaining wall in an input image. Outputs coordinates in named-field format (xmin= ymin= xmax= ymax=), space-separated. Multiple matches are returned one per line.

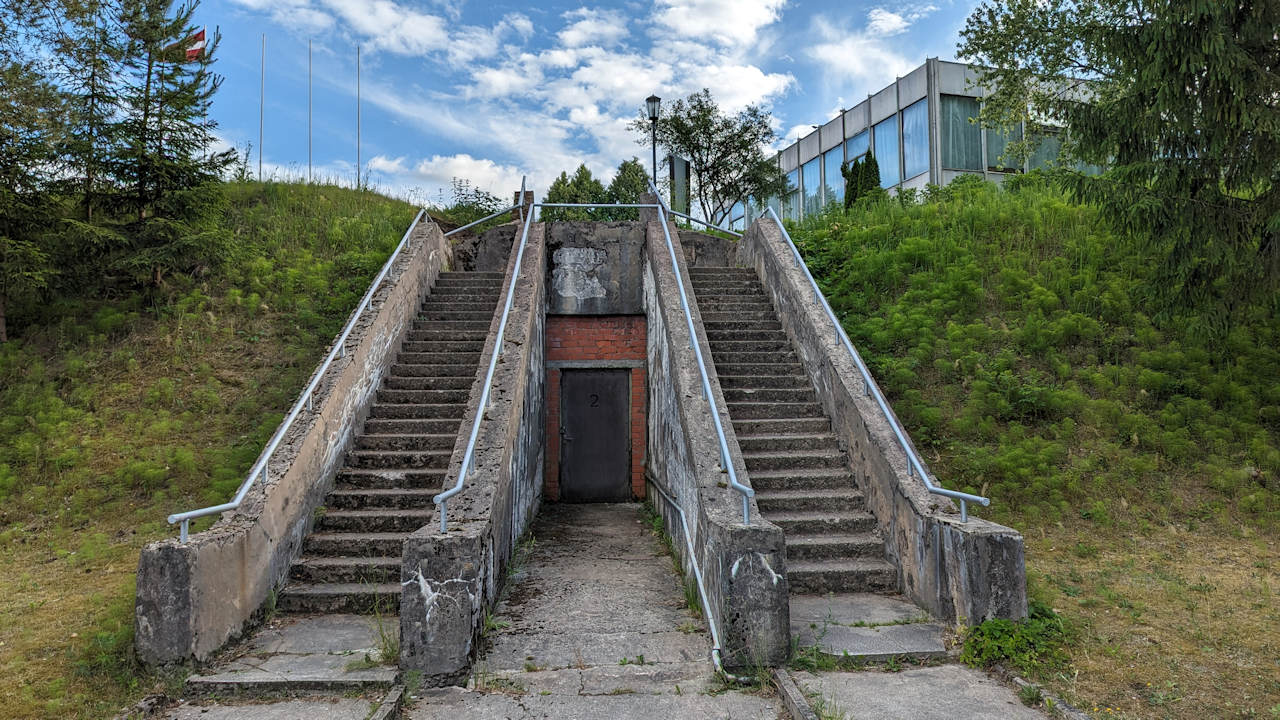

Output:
xmin=400 ymin=224 xmax=546 ymax=685
xmin=642 ymin=218 xmax=790 ymax=668
xmin=736 ymin=219 xmax=1027 ymax=624
xmin=135 ymin=218 xmax=453 ymax=664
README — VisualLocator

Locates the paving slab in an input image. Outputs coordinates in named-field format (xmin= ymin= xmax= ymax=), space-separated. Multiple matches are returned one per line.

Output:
xmin=165 ymin=697 xmax=376 ymax=719
xmin=790 ymin=593 xmax=929 ymax=627
xmin=791 ymin=593 xmax=948 ymax=660
xmin=793 ymin=665 xmax=1050 ymax=720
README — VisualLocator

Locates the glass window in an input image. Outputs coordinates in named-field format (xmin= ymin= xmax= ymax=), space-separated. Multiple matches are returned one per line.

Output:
xmin=728 ymin=201 xmax=745 ymax=231
xmin=845 ymin=131 xmax=869 ymax=161
xmin=1029 ymin=132 xmax=1061 ymax=170
xmin=985 ymin=123 xmax=1024 ymax=172
xmin=940 ymin=95 xmax=982 ymax=171
xmin=783 ymin=170 xmax=800 ymax=221
xmin=822 ymin=148 xmax=844 ymax=207
xmin=901 ymin=99 xmax=929 ymax=180
xmin=802 ymin=158 xmax=822 ymax=217
xmin=873 ymin=116 xmax=900 ymax=188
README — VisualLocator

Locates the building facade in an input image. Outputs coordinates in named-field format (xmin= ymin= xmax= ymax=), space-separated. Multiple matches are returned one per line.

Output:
xmin=753 ymin=58 xmax=1070 ymax=224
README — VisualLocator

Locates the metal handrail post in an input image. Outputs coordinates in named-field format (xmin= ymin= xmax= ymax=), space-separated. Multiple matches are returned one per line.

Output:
xmin=168 ymin=208 xmax=428 ymax=541
xmin=759 ymin=206 xmax=989 ymax=522
xmin=433 ymin=177 xmax=530 ymax=533
xmin=647 ymin=181 xmax=753 ymax=523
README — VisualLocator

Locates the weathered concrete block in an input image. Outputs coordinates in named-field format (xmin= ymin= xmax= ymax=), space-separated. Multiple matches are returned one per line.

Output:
xmin=545 ymin=222 xmax=645 ymax=314
xmin=736 ymin=219 xmax=1027 ymax=624
xmin=400 ymin=525 xmax=486 ymax=685
xmin=135 ymin=219 xmax=455 ymax=665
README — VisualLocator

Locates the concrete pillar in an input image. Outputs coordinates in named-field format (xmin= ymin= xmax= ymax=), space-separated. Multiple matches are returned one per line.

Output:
xmin=512 ymin=190 xmax=534 ymax=224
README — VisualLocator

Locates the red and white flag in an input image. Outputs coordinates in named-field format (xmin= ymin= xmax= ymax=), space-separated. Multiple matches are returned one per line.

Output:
xmin=165 ymin=28 xmax=206 ymax=62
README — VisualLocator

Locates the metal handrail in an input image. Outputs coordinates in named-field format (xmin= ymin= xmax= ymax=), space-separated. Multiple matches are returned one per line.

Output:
xmin=648 ymin=181 xmax=754 ymax=524
xmin=433 ymin=178 xmax=531 ymax=532
xmin=442 ymin=202 xmax=523 ymax=237
xmin=759 ymin=206 xmax=990 ymax=522
xmin=168 ymin=208 xmax=428 ymax=542
xmin=665 ymin=208 xmax=743 ymax=238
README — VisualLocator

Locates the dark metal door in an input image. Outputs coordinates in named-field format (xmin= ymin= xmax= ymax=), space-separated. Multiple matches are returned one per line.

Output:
xmin=560 ymin=369 xmax=631 ymax=502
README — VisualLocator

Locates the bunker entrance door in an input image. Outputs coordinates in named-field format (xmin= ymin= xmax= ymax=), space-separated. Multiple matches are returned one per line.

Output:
xmin=559 ymin=369 xmax=631 ymax=502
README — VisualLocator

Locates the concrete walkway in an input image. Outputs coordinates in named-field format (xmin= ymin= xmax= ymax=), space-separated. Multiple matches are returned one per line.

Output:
xmin=407 ymin=503 xmax=783 ymax=719
xmin=792 ymin=665 xmax=1052 ymax=720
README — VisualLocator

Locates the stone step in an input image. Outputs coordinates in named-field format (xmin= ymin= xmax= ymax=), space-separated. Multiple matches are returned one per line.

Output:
xmin=754 ymin=487 xmax=864 ymax=513
xmin=722 ymin=387 xmax=818 ymax=404
xmin=719 ymin=374 xmax=811 ymax=389
xmin=746 ymin=467 xmax=855 ymax=492
xmin=347 ymin=449 xmax=452 ymax=470
xmin=700 ymin=311 xmax=781 ymax=323
xmin=382 ymin=375 xmax=473 ymax=391
xmin=397 ymin=351 xmax=482 ymax=365
xmin=787 ymin=558 xmax=898 ymax=594
xmin=410 ymin=320 xmax=492 ymax=332
xmin=362 ymin=418 xmax=462 ymax=436
xmin=434 ymin=276 xmax=504 ymax=286
xmin=326 ymin=488 xmax=437 ymax=510
xmin=401 ymin=340 xmax=486 ymax=354
xmin=701 ymin=320 xmax=782 ymax=332
xmin=355 ymin=433 xmax=457 ymax=451
xmin=742 ymin=448 xmax=847 ymax=471
xmin=708 ymin=338 xmax=794 ymax=353
xmin=710 ymin=350 xmax=799 ymax=365
xmin=785 ymin=532 xmax=884 ymax=562
xmin=767 ymin=510 xmax=877 ymax=536
xmin=439 ymin=270 xmax=505 ymax=278
xmin=429 ymin=286 xmax=501 ymax=296
xmin=726 ymin=400 xmax=823 ymax=419
xmin=368 ymin=403 xmax=465 ymax=420
xmin=406 ymin=329 xmax=492 ymax=342
xmin=277 ymin=582 xmax=401 ymax=614
xmin=389 ymin=363 xmax=479 ymax=378
xmin=715 ymin=362 xmax=804 ymax=377
xmin=697 ymin=298 xmax=774 ymax=309
xmin=418 ymin=310 xmax=495 ymax=321
xmin=315 ymin=509 xmax=432 ymax=533
xmin=705 ymin=329 xmax=788 ymax=342
xmin=376 ymin=388 xmax=469 ymax=405
xmin=692 ymin=285 xmax=766 ymax=295
xmin=304 ymin=531 xmax=408 ymax=557
xmin=289 ymin=556 xmax=400 ymax=584
xmin=334 ymin=467 xmax=446 ymax=489
xmin=736 ymin=432 xmax=838 ymax=453
xmin=688 ymin=267 xmax=755 ymax=276
xmin=418 ymin=302 xmax=497 ymax=315
xmin=732 ymin=417 xmax=832 ymax=436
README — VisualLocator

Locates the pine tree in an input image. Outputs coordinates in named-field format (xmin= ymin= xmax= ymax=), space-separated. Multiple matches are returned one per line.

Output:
xmin=861 ymin=154 xmax=882 ymax=198
xmin=841 ymin=158 xmax=862 ymax=209
xmin=542 ymin=164 xmax=608 ymax=222
xmin=602 ymin=158 xmax=649 ymax=221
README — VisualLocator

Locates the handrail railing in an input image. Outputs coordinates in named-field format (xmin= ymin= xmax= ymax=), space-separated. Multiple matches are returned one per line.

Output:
xmin=648 ymin=181 xmax=754 ymax=524
xmin=167 ymin=207 xmax=428 ymax=542
xmin=665 ymin=208 xmax=743 ymax=238
xmin=433 ymin=178 xmax=528 ymax=533
xmin=442 ymin=203 xmax=523 ymax=237
xmin=759 ymin=206 xmax=990 ymax=522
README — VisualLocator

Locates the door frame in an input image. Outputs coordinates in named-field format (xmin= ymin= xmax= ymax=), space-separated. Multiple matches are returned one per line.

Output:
xmin=557 ymin=368 xmax=632 ymax=502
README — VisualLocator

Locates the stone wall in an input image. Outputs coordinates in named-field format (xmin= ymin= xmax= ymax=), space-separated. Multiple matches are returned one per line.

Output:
xmin=737 ymin=219 xmax=1027 ymax=624
xmin=545 ymin=221 xmax=646 ymax=314
xmin=642 ymin=218 xmax=790 ymax=668
xmin=400 ymin=223 xmax=546 ymax=685
xmin=677 ymin=229 xmax=737 ymax=268
xmin=134 ymin=217 xmax=453 ymax=664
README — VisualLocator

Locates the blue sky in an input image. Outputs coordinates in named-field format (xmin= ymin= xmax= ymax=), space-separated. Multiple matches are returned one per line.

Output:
xmin=201 ymin=0 xmax=980 ymax=204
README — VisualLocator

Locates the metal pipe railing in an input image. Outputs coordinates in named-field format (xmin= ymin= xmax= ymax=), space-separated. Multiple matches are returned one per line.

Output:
xmin=759 ymin=206 xmax=990 ymax=522
xmin=442 ymin=203 xmax=523 ymax=237
xmin=648 ymin=181 xmax=753 ymax=523
xmin=433 ymin=178 xmax=529 ymax=533
xmin=665 ymin=208 xmax=744 ymax=238
xmin=167 ymin=208 xmax=428 ymax=542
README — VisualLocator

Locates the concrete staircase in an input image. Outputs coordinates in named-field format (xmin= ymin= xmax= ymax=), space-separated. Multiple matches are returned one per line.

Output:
xmin=278 ymin=271 xmax=504 ymax=614
xmin=687 ymin=267 xmax=896 ymax=594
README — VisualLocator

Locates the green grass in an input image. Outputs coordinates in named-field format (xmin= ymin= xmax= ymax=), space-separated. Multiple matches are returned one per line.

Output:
xmin=0 ymin=180 xmax=417 ymax=719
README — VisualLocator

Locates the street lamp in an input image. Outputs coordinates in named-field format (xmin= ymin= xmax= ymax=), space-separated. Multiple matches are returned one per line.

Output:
xmin=646 ymin=94 xmax=661 ymax=186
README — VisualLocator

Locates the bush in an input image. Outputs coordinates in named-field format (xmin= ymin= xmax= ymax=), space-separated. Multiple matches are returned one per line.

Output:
xmin=960 ymin=600 xmax=1073 ymax=679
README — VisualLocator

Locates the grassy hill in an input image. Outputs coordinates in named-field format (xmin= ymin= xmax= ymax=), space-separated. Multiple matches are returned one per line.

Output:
xmin=0 ymin=181 xmax=417 ymax=718
xmin=792 ymin=175 xmax=1279 ymax=718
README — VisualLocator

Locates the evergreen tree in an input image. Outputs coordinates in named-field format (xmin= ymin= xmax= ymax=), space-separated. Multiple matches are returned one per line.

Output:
xmin=861 ymin=154 xmax=882 ymax=198
xmin=542 ymin=164 xmax=607 ymax=222
xmin=602 ymin=158 xmax=649 ymax=221
xmin=841 ymin=157 xmax=863 ymax=208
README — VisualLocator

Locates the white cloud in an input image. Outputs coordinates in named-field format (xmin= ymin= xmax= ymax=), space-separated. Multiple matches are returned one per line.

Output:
xmin=867 ymin=8 xmax=910 ymax=35
xmin=652 ymin=0 xmax=786 ymax=47
xmin=805 ymin=11 xmax=922 ymax=94
xmin=368 ymin=155 xmax=408 ymax=174
xmin=409 ymin=154 xmax=528 ymax=196
xmin=558 ymin=8 xmax=627 ymax=48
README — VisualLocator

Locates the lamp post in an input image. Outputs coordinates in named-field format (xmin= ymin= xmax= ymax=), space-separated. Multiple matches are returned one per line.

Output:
xmin=646 ymin=94 xmax=661 ymax=186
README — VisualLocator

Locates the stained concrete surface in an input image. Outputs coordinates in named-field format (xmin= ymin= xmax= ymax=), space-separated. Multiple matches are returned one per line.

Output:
xmin=790 ymin=593 xmax=948 ymax=660
xmin=406 ymin=503 xmax=783 ymax=718
xmin=166 ymin=698 xmax=376 ymax=720
xmin=793 ymin=665 xmax=1051 ymax=720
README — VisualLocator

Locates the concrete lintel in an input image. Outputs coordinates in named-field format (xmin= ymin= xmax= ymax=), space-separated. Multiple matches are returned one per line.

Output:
xmin=546 ymin=359 xmax=644 ymax=369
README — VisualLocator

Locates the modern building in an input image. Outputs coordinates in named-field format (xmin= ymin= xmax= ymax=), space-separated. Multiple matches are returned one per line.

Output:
xmin=752 ymin=58 xmax=1071 ymax=224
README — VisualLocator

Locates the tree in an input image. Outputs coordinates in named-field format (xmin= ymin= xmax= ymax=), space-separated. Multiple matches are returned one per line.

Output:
xmin=631 ymin=89 xmax=786 ymax=226
xmin=959 ymin=1 xmax=1280 ymax=325
xmin=602 ymin=158 xmax=649 ymax=221
xmin=542 ymin=164 xmax=607 ymax=222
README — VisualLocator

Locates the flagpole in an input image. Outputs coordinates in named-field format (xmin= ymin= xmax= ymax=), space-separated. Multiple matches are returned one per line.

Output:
xmin=308 ymin=37 xmax=312 ymax=184
xmin=356 ymin=43 xmax=361 ymax=191
xmin=258 ymin=33 xmax=264 ymax=182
